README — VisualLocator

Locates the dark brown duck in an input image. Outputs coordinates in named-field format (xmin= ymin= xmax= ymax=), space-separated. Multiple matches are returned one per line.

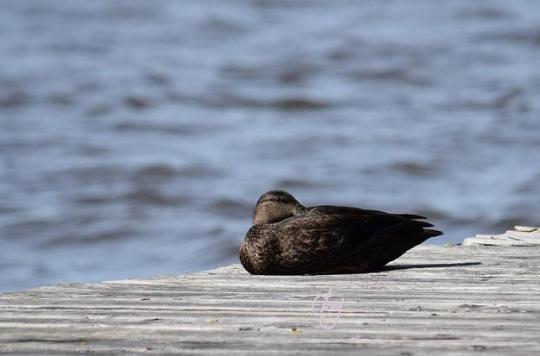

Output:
xmin=239 ymin=190 xmax=442 ymax=275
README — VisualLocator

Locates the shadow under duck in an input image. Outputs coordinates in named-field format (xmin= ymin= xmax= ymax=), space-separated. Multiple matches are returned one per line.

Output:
xmin=239 ymin=190 xmax=442 ymax=275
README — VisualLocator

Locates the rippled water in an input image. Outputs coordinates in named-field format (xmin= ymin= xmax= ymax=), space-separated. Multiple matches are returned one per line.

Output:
xmin=1 ymin=0 xmax=539 ymax=291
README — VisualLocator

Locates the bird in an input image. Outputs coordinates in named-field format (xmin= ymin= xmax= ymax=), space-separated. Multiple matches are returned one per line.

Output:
xmin=239 ymin=190 xmax=442 ymax=275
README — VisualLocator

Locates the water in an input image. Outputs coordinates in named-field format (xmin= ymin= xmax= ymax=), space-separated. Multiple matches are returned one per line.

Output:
xmin=1 ymin=0 xmax=539 ymax=292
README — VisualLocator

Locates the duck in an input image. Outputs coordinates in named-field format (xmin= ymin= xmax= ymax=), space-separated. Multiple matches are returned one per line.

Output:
xmin=239 ymin=190 xmax=442 ymax=275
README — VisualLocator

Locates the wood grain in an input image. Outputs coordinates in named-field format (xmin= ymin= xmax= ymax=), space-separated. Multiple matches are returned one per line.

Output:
xmin=464 ymin=226 xmax=540 ymax=246
xmin=1 ymin=245 xmax=539 ymax=355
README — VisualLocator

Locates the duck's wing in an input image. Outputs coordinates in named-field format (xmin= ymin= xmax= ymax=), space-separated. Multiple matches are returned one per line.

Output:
xmin=307 ymin=206 xmax=441 ymax=240
xmin=348 ymin=209 xmax=442 ymax=269
xmin=274 ymin=212 xmax=355 ymax=274
xmin=276 ymin=206 xmax=441 ymax=273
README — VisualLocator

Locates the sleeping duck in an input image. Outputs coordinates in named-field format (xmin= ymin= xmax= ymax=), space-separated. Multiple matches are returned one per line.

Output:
xmin=239 ymin=190 xmax=442 ymax=275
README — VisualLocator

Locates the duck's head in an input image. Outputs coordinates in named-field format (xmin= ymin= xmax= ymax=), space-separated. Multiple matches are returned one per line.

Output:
xmin=252 ymin=190 xmax=306 ymax=226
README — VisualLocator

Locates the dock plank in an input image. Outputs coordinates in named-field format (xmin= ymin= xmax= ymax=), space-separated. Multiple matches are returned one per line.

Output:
xmin=463 ymin=226 xmax=540 ymax=246
xmin=1 ymin=245 xmax=540 ymax=355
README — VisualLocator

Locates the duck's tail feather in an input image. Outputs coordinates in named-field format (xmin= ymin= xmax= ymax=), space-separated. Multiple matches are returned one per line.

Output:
xmin=398 ymin=213 xmax=427 ymax=220
xmin=423 ymin=228 xmax=443 ymax=239
xmin=398 ymin=213 xmax=436 ymax=229
xmin=416 ymin=220 xmax=434 ymax=228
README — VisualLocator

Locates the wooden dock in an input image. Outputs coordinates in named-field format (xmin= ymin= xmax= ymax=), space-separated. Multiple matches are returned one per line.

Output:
xmin=1 ymin=229 xmax=540 ymax=355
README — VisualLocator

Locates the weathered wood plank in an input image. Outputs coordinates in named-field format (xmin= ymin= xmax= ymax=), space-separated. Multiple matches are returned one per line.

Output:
xmin=1 ymin=245 xmax=539 ymax=355
xmin=463 ymin=226 xmax=540 ymax=246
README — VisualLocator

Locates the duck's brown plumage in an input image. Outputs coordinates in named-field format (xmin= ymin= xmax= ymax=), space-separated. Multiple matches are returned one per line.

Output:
xmin=239 ymin=190 xmax=442 ymax=275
